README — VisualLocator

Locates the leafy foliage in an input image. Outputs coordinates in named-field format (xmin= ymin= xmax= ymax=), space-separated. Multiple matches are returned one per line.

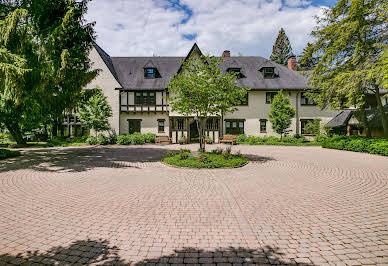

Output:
xmin=0 ymin=148 xmax=21 ymax=160
xmin=78 ymin=88 xmax=112 ymax=137
xmin=116 ymin=133 xmax=155 ymax=145
xmin=322 ymin=136 xmax=388 ymax=156
xmin=168 ymin=53 xmax=250 ymax=152
xmin=303 ymin=119 xmax=321 ymax=135
xmin=268 ymin=91 xmax=296 ymax=138
xmin=270 ymin=28 xmax=293 ymax=65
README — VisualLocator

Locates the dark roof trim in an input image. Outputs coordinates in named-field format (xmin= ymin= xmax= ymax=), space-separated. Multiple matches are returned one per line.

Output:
xmin=177 ymin=43 xmax=203 ymax=74
xmin=93 ymin=42 xmax=122 ymax=87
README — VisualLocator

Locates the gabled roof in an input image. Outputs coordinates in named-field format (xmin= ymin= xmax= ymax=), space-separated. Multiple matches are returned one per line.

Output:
xmin=177 ymin=43 xmax=203 ymax=74
xmin=325 ymin=110 xmax=353 ymax=128
xmin=93 ymin=43 xmax=121 ymax=87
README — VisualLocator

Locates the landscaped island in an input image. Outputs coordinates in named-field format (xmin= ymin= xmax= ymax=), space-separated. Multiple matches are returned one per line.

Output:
xmin=162 ymin=148 xmax=248 ymax=169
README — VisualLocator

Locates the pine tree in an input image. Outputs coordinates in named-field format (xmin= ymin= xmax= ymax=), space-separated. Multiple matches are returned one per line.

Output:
xmin=298 ymin=42 xmax=317 ymax=70
xmin=270 ymin=28 xmax=293 ymax=65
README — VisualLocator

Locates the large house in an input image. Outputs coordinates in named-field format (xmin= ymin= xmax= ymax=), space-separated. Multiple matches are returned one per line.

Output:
xmin=68 ymin=43 xmax=339 ymax=143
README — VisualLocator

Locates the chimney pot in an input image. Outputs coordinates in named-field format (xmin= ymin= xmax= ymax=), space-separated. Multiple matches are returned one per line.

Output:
xmin=288 ymin=56 xmax=297 ymax=71
xmin=222 ymin=50 xmax=230 ymax=57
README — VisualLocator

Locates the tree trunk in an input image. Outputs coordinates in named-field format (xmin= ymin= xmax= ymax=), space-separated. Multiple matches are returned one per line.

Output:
xmin=375 ymin=88 xmax=388 ymax=137
xmin=5 ymin=122 xmax=26 ymax=145
xmin=196 ymin=117 xmax=206 ymax=153
xmin=359 ymin=107 xmax=371 ymax=138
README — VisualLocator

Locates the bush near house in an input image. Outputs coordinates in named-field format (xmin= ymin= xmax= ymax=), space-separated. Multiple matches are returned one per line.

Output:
xmin=236 ymin=135 xmax=317 ymax=146
xmin=322 ymin=136 xmax=388 ymax=156
xmin=116 ymin=133 xmax=156 ymax=145
xmin=0 ymin=149 xmax=21 ymax=160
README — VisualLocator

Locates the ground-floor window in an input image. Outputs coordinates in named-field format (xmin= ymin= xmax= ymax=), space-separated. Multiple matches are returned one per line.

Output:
xmin=225 ymin=120 xmax=244 ymax=135
xmin=206 ymin=118 xmax=219 ymax=130
xmin=128 ymin=119 xmax=141 ymax=134
xmin=260 ymin=119 xmax=267 ymax=133
xmin=300 ymin=119 xmax=314 ymax=135
xmin=158 ymin=119 xmax=165 ymax=132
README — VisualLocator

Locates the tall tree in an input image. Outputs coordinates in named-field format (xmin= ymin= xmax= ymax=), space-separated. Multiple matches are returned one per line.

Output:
xmin=303 ymin=0 xmax=388 ymax=137
xmin=298 ymin=42 xmax=317 ymax=70
xmin=269 ymin=90 xmax=296 ymax=139
xmin=78 ymin=87 xmax=112 ymax=137
xmin=270 ymin=28 xmax=293 ymax=65
xmin=168 ymin=55 xmax=250 ymax=152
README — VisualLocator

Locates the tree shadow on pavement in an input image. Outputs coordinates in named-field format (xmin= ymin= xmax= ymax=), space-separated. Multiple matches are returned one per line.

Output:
xmin=0 ymin=146 xmax=178 ymax=173
xmin=0 ymin=240 xmax=313 ymax=265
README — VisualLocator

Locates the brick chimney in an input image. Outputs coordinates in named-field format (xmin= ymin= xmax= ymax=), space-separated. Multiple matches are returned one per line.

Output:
xmin=222 ymin=50 xmax=230 ymax=57
xmin=288 ymin=55 xmax=297 ymax=71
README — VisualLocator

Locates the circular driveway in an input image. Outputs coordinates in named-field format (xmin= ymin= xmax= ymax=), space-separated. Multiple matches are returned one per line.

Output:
xmin=0 ymin=145 xmax=387 ymax=265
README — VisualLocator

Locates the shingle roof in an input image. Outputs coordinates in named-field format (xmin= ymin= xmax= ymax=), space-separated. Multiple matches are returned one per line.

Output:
xmin=93 ymin=43 xmax=121 ymax=86
xmin=325 ymin=110 xmax=353 ymax=128
xmin=110 ymin=56 xmax=309 ymax=90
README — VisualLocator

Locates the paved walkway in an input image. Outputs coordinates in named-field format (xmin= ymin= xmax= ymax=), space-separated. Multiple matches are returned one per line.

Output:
xmin=0 ymin=145 xmax=387 ymax=265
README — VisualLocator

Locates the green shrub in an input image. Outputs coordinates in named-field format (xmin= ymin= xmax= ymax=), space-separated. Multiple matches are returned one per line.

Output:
xmin=237 ymin=134 xmax=246 ymax=143
xmin=108 ymin=130 xmax=118 ymax=144
xmin=179 ymin=149 xmax=190 ymax=160
xmin=144 ymin=133 xmax=156 ymax=143
xmin=369 ymin=142 xmax=388 ymax=156
xmin=131 ymin=133 xmax=145 ymax=145
xmin=322 ymin=136 xmax=388 ymax=156
xmin=205 ymin=136 xmax=213 ymax=144
xmin=210 ymin=147 xmax=224 ymax=155
xmin=0 ymin=149 xmax=21 ymax=160
xmin=117 ymin=135 xmax=131 ymax=145
xmin=315 ymin=134 xmax=329 ymax=143
xmin=86 ymin=136 xmax=97 ymax=145
xmin=178 ymin=135 xmax=187 ymax=145
xmin=97 ymin=134 xmax=109 ymax=145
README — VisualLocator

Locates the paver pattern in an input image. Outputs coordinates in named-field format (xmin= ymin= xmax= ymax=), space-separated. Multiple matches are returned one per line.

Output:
xmin=0 ymin=144 xmax=387 ymax=265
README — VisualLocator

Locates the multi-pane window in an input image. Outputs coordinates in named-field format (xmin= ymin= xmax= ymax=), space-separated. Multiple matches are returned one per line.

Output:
xmin=135 ymin=91 xmax=156 ymax=105
xmin=263 ymin=67 xmax=275 ymax=78
xmin=158 ymin=120 xmax=165 ymax=132
xmin=206 ymin=118 xmax=219 ymax=130
xmin=260 ymin=119 xmax=267 ymax=133
xmin=225 ymin=120 xmax=244 ymax=135
xmin=301 ymin=92 xmax=317 ymax=105
xmin=144 ymin=68 xmax=155 ymax=78
xmin=128 ymin=119 xmax=141 ymax=134
xmin=300 ymin=119 xmax=314 ymax=135
xmin=177 ymin=119 xmax=184 ymax=130
xmin=266 ymin=92 xmax=277 ymax=104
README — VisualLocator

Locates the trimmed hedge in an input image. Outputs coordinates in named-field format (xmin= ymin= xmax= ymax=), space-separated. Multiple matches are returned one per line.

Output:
xmin=322 ymin=136 xmax=388 ymax=156
xmin=236 ymin=134 xmax=317 ymax=146
xmin=0 ymin=149 xmax=21 ymax=160
xmin=117 ymin=133 xmax=156 ymax=145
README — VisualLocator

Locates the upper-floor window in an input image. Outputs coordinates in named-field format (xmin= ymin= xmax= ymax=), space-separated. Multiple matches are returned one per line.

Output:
xmin=266 ymin=92 xmax=277 ymax=104
xmin=135 ymin=91 xmax=156 ymax=105
xmin=227 ymin=68 xmax=245 ymax=79
xmin=263 ymin=67 xmax=275 ymax=78
xmin=144 ymin=68 xmax=161 ymax=78
xmin=301 ymin=92 xmax=317 ymax=105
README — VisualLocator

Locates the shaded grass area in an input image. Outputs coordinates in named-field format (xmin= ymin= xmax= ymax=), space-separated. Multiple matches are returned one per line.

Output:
xmin=0 ymin=149 xmax=21 ymax=160
xmin=163 ymin=150 xmax=248 ymax=169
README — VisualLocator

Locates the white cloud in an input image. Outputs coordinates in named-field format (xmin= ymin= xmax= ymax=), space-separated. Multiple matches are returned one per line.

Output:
xmin=85 ymin=0 xmax=326 ymax=58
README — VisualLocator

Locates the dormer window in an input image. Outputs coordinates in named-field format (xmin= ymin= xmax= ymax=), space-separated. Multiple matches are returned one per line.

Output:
xmin=144 ymin=68 xmax=161 ymax=78
xmin=227 ymin=68 xmax=245 ymax=78
xmin=263 ymin=67 xmax=275 ymax=78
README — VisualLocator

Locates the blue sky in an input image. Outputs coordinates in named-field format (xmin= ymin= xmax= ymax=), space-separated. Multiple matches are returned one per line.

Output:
xmin=85 ymin=0 xmax=333 ymax=58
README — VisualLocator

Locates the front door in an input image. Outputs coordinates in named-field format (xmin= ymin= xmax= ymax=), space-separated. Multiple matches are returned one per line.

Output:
xmin=190 ymin=121 xmax=199 ymax=143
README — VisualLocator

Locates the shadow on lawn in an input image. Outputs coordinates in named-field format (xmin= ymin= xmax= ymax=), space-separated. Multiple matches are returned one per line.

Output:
xmin=0 ymin=239 xmax=312 ymax=265
xmin=0 ymin=146 xmax=178 ymax=173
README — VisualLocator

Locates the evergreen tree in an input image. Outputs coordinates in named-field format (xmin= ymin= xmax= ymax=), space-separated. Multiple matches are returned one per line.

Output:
xmin=270 ymin=28 xmax=293 ymax=65
xmin=269 ymin=90 xmax=296 ymax=138
xmin=303 ymin=0 xmax=388 ymax=137
xmin=298 ymin=42 xmax=317 ymax=70
xmin=78 ymin=87 xmax=112 ymax=137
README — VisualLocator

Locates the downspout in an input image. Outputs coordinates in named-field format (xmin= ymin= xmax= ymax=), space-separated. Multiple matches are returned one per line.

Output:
xmin=296 ymin=91 xmax=300 ymax=135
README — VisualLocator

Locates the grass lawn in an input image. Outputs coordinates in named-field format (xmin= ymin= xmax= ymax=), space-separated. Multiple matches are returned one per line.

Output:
xmin=163 ymin=150 xmax=248 ymax=169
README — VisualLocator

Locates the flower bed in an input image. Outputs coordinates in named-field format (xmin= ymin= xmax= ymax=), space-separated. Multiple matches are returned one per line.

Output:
xmin=0 ymin=149 xmax=21 ymax=160
xmin=162 ymin=148 xmax=248 ymax=169
xmin=322 ymin=136 xmax=388 ymax=156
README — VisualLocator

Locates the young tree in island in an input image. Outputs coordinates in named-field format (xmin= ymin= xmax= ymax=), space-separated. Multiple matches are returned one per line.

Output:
xmin=302 ymin=0 xmax=388 ymax=137
xmin=78 ymin=87 xmax=112 ymax=137
xmin=270 ymin=28 xmax=293 ymax=65
xmin=269 ymin=90 xmax=296 ymax=139
xmin=168 ymin=55 xmax=250 ymax=152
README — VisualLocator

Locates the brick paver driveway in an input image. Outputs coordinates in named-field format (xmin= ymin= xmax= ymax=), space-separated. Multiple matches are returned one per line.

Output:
xmin=0 ymin=145 xmax=387 ymax=265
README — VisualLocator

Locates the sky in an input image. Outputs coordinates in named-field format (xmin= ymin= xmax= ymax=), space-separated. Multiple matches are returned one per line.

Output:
xmin=84 ymin=0 xmax=336 ymax=58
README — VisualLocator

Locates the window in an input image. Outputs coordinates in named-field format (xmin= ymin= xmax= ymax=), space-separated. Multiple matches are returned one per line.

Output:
xmin=225 ymin=120 xmax=244 ymax=135
xmin=177 ymin=119 xmax=184 ymax=130
xmin=128 ymin=119 xmax=141 ymax=134
xmin=300 ymin=119 xmax=314 ymax=135
xmin=69 ymin=116 xmax=75 ymax=123
xmin=135 ymin=91 xmax=156 ymax=105
xmin=206 ymin=118 xmax=219 ymax=130
xmin=301 ymin=92 xmax=317 ymax=105
xmin=266 ymin=92 xmax=277 ymax=104
xmin=263 ymin=67 xmax=275 ymax=78
xmin=227 ymin=68 xmax=244 ymax=79
xmin=260 ymin=119 xmax=267 ymax=133
xmin=158 ymin=120 xmax=165 ymax=132
xmin=144 ymin=68 xmax=155 ymax=78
